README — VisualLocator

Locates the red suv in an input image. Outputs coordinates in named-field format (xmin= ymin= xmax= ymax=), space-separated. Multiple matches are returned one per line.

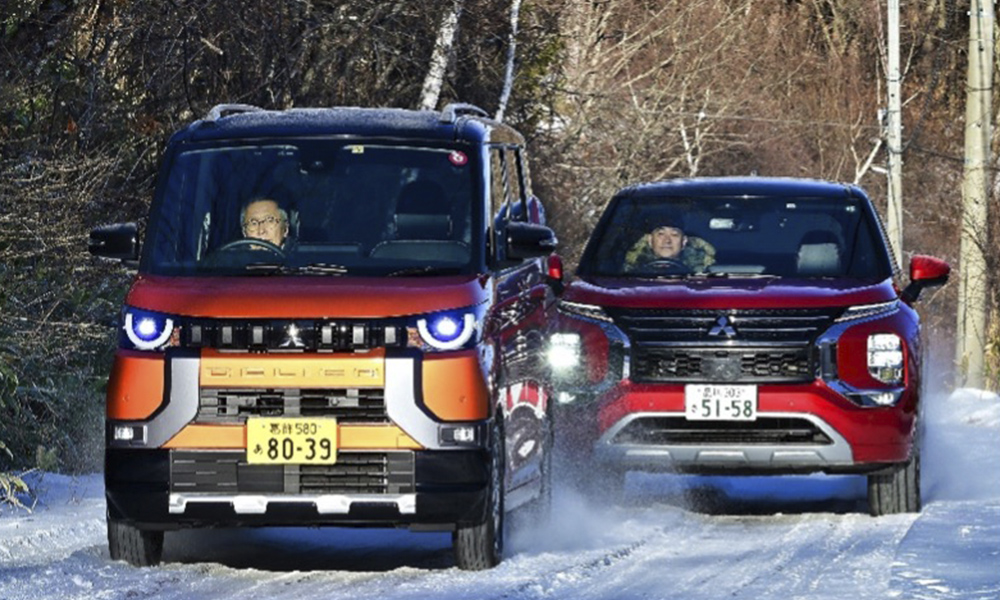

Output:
xmin=549 ymin=177 xmax=949 ymax=515
xmin=89 ymin=103 xmax=558 ymax=569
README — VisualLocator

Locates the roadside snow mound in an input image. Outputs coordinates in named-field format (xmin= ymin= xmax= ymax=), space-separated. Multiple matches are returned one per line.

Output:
xmin=944 ymin=388 xmax=1000 ymax=429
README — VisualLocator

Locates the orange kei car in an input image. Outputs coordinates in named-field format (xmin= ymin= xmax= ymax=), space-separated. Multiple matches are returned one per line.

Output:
xmin=89 ymin=103 xmax=559 ymax=570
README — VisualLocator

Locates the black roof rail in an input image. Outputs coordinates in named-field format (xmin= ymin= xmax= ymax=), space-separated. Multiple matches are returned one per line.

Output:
xmin=440 ymin=102 xmax=488 ymax=124
xmin=204 ymin=104 xmax=265 ymax=122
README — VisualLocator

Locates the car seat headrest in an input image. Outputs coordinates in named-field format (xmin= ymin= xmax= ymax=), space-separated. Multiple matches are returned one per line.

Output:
xmin=395 ymin=213 xmax=452 ymax=239
xmin=396 ymin=180 xmax=447 ymax=214
xmin=796 ymin=231 xmax=841 ymax=276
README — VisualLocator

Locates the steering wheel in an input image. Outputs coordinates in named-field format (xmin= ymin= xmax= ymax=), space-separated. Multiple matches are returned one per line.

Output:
xmin=214 ymin=237 xmax=286 ymax=258
xmin=644 ymin=258 xmax=691 ymax=273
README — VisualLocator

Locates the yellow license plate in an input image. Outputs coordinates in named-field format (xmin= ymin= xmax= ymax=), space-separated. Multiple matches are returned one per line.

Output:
xmin=246 ymin=418 xmax=338 ymax=465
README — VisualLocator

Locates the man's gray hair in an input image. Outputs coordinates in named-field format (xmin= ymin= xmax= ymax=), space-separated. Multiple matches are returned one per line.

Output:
xmin=240 ymin=197 xmax=288 ymax=228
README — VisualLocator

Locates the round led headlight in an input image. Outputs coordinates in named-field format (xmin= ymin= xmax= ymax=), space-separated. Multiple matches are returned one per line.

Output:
xmin=417 ymin=312 xmax=476 ymax=351
xmin=123 ymin=309 xmax=175 ymax=351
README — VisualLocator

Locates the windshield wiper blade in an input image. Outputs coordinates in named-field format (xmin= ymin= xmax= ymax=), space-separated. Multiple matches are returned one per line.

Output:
xmin=243 ymin=262 xmax=286 ymax=274
xmin=243 ymin=262 xmax=348 ymax=275
xmin=298 ymin=263 xmax=349 ymax=275
xmin=388 ymin=266 xmax=462 ymax=277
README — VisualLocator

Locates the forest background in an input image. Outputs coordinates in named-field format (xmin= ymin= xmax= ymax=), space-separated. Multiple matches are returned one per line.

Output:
xmin=0 ymin=0 xmax=997 ymax=485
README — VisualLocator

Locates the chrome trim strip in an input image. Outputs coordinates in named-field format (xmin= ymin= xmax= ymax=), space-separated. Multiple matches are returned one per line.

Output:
xmin=168 ymin=493 xmax=418 ymax=515
xmin=594 ymin=411 xmax=854 ymax=468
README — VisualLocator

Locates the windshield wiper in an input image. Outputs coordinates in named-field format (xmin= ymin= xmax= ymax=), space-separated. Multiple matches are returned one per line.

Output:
xmin=243 ymin=262 xmax=348 ymax=275
xmin=243 ymin=262 xmax=286 ymax=274
xmin=297 ymin=263 xmax=349 ymax=275
xmin=387 ymin=266 xmax=463 ymax=277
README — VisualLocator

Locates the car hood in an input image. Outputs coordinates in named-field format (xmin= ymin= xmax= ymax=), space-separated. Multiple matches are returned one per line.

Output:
xmin=563 ymin=276 xmax=898 ymax=310
xmin=126 ymin=274 xmax=490 ymax=319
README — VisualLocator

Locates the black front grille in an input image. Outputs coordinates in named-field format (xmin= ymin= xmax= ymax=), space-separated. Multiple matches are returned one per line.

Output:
xmin=608 ymin=307 xmax=838 ymax=384
xmin=607 ymin=307 xmax=841 ymax=346
xmin=611 ymin=417 xmax=832 ymax=446
xmin=169 ymin=450 xmax=415 ymax=494
xmin=632 ymin=347 xmax=813 ymax=383
xmin=198 ymin=388 xmax=388 ymax=424
xmin=181 ymin=319 xmax=407 ymax=352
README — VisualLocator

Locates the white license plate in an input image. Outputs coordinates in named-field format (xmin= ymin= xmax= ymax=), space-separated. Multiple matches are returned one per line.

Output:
xmin=684 ymin=384 xmax=758 ymax=421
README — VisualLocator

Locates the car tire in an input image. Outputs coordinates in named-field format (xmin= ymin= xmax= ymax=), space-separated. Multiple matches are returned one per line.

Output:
xmin=453 ymin=418 xmax=504 ymax=570
xmin=519 ymin=419 xmax=553 ymax=528
xmin=108 ymin=517 xmax=164 ymax=567
xmin=867 ymin=447 xmax=921 ymax=516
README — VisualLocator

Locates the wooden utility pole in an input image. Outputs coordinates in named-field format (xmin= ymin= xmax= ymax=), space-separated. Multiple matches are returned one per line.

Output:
xmin=955 ymin=0 xmax=995 ymax=388
xmin=885 ymin=0 xmax=904 ymax=262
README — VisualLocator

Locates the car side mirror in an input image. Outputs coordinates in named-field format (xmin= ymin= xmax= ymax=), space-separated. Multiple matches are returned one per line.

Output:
xmin=89 ymin=222 xmax=140 ymax=266
xmin=901 ymin=255 xmax=950 ymax=303
xmin=505 ymin=221 xmax=557 ymax=261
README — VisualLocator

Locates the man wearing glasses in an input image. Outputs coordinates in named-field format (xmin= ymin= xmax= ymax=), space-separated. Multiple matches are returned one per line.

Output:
xmin=241 ymin=197 xmax=289 ymax=249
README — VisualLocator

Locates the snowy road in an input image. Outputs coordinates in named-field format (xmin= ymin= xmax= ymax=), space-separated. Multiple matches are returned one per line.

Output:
xmin=2 ymin=389 xmax=998 ymax=600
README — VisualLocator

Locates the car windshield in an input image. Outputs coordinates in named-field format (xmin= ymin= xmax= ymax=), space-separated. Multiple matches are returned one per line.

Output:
xmin=578 ymin=194 xmax=893 ymax=280
xmin=143 ymin=140 xmax=480 ymax=276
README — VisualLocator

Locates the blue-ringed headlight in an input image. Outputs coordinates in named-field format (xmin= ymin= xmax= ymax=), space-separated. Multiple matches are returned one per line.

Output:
xmin=415 ymin=311 xmax=478 ymax=351
xmin=122 ymin=307 xmax=175 ymax=351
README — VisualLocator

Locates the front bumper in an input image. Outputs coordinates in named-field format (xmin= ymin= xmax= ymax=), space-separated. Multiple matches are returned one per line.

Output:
xmin=568 ymin=380 xmax=916 ymax=475
xmin=106 ymin=448 xmax=489 ymax=530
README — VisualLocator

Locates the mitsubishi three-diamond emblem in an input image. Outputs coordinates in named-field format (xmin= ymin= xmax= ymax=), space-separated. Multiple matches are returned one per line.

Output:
xmin=280 ymin=323 xmax=306 ymax=348
xmin=708 ymin=316 xmax=737 ymax=338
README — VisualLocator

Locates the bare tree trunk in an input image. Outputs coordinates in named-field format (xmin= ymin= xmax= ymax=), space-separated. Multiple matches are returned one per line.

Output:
xmin=495 ymin=0 xmax=522 ymax=122
xmin=955 ymin=0 xmax=995 ymax=388
xmin=418 ymin=0 xmax=464 ymax=111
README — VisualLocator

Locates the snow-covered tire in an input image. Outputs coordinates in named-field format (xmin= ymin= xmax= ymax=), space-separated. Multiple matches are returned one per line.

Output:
xmin=867 ymin=449 xmax=921 ymax=516
xmin=108 ymin=518 xmax=164 ymax=567
xmin=453 ymin=418 xmax=504 ymax=570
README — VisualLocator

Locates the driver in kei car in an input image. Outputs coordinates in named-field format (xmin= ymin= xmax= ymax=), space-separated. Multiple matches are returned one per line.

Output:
xmin=241 ymin=198 xmax=289 ymax=248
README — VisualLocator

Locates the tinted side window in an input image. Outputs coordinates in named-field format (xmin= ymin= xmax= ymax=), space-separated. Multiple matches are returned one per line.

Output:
xmin=505 ymin=148 xmax=526 ymax=223
xmin=489 ymin=147 xmax=512 ymax=262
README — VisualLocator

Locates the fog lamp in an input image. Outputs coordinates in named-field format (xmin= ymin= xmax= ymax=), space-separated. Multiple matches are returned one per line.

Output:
xmin=548 ymin=333 xmax=581 ymax=371
xmin=440 ymin=424 xmax=479 ymax=446
xmin=113 ymin=425 xmax=146 ymax=443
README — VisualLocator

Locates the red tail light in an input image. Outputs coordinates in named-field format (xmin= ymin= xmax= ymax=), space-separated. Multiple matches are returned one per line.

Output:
xmin=547 ymin=254 xmax=563 ymax=282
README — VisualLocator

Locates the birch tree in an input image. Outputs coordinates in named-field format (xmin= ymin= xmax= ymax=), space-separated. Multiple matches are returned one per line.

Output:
xmin=494 ymin=0 xmax=522 ymax=122
xmin=418 ymin=0 xmax=464 ymax=111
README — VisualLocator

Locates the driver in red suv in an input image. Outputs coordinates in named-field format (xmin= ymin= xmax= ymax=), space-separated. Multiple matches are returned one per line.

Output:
xmin=550 ymin=177 xmax=949 ymax=515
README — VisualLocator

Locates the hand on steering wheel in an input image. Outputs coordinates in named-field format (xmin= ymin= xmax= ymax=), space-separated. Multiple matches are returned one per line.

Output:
xmin=215 ymin=237 xmax=286 ymax=257
xmin=644 ymin=258 xmax=691 ymax=273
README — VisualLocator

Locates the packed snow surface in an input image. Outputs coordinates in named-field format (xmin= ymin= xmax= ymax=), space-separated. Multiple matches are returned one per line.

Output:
xmin=1 ymin=388 xmax=997 ymax=600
